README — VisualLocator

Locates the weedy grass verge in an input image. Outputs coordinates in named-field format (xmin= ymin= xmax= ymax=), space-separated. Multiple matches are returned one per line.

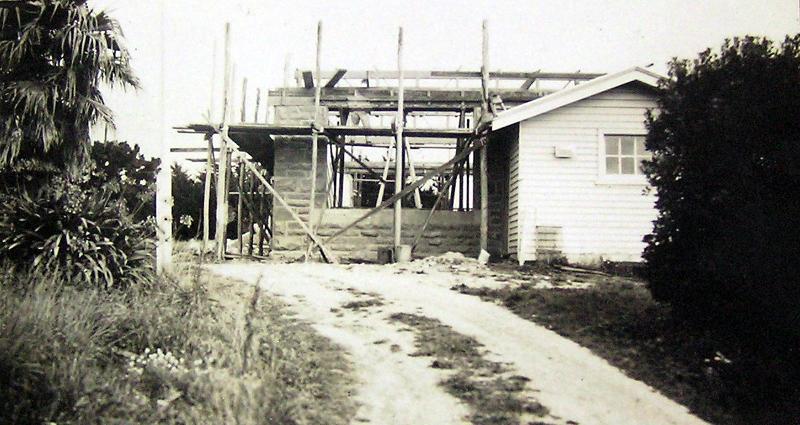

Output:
xmin=0 ymin=249 xmax=357 ymax=424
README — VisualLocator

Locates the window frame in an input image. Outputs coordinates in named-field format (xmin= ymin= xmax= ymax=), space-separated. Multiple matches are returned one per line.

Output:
xmin=596 ymin=130 xmax=650 ymax=185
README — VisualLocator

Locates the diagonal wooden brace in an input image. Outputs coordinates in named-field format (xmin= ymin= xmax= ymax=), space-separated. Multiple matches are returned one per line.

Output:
xmin=325 ymin=133 xmax=486 ymax=243
xmin=208 ymin=122 xmax=338 ymax=263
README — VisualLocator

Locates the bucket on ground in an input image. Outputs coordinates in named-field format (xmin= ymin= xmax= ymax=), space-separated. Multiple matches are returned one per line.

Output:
xmin=394 ymin=244 xmax=412 ymax=263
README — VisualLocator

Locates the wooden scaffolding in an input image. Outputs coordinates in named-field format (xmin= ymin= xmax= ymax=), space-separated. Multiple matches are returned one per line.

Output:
xmin=166 ymin=20 xmax=603 ymax=268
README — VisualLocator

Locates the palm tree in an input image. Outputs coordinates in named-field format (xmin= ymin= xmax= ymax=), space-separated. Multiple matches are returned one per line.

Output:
xmin=0 ymin=0 xmax=138 ymax=175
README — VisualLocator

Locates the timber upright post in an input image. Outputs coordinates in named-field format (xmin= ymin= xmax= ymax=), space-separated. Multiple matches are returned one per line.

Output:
xmin=155 ymin=0 xmax=172 ymax=274
xmin=202 ymin=134 xmax=214 ymax=253
xmin=237 ymin=160 xmax=244 ymax=255
xmin=479 ymin=20 xmax=490 ymax=254
xmin=394 ymin=27 xmax=405 ymax=248
xmin=215 ymin=22 xmax=232 ymax=261
xmin=306 ymin=21 xmax=323 ymax=261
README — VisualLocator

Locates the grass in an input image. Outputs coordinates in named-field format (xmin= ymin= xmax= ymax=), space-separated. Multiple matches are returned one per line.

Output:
xmin=389 ymin=312 xmax=549 ymax=425
xmin=456 ymin=267 xmax=800 ymax=425
xmin=340 ymin=297 xmax=384 ymax=311
xmin=0 ymin=250 xmax=357 ymax=424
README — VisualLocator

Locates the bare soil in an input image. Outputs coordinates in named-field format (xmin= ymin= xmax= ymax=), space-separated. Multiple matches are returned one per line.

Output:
xmin=211 ymin=258 xmax=707 ymax=425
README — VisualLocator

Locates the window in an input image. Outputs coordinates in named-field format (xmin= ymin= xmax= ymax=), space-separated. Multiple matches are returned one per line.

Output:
xmin=604 ymin=135 xmax=650 ymax=175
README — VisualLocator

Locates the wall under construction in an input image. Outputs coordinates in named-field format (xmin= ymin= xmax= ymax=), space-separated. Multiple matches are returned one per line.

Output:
xmin=270 ymin=136 xmax=328 ymax=251
xmin=274 ymin=209 xmax=480 ymax=260
xmin=264 ymin=102 xmax=483 ymax=260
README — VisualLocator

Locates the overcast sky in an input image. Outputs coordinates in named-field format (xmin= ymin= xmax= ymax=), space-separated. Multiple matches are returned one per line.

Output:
xmin=91 ymin=0 xmax=800 ymax=160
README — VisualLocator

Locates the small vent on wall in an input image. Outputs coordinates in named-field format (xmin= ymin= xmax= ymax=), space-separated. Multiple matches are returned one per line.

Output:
xmin=554 ymin=146 xmax=574 ymax=158
xmin=536 ymin=226 xmax=563 ymax=263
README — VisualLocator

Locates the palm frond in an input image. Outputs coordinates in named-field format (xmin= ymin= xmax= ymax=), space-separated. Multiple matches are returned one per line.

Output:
xmin=0 ymin=0 xmax=138 ymax=168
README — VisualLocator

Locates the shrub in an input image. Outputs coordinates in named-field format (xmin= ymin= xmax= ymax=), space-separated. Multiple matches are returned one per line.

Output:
xmin=643 ymin=35 xmax=800 ymax=339
xmin=0 ymin=252 xmax=356 ymax=424
xmin=0 ymin=177 xmax=153 ymax=288
xmin=172 ymin=164 xmax=212 ymax=240
xmin=89 ymin=140 xmax=159 ymax=222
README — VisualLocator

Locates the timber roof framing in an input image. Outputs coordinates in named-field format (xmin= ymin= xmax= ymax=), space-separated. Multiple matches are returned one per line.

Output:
xmin=295 ymin=69 xmax=605 ymax=88
xmin=492 ymin=67 xmax=663 ymax=130
xmin=270 ymin=87 xmax=548 ymax=111
xmin=178 ymin=123 xmax=473 ymax=139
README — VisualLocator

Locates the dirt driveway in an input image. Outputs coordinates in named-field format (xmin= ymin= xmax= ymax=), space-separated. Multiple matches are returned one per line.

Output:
xmin=212 ymin=259 xmax=707 ymax=425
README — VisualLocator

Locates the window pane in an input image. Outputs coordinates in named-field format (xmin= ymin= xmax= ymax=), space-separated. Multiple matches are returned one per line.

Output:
xmin=606 ymin=157 xmax=619 ymax=174
xmin=621 ymin=157 xmax=636 ymax=174
xmin=620 ymin=137 xmax=634 ymax=155
xmin=605 ymin=138 xmax=619 ymax=155
xmin=635 ymin=137 xmax=648 ymax=155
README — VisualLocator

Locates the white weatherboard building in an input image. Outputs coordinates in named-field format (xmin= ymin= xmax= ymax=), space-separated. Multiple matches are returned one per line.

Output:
xmin=487 ymin=67 xmax=663 ymax=265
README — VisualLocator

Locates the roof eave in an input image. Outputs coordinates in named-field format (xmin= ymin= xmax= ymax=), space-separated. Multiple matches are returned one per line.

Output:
xmin=492 ymin=66 xmax=663 ymax=131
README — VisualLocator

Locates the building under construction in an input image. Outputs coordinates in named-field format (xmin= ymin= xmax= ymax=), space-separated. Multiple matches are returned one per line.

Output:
xmin=172 ymin=21 xmax=658 ymax=266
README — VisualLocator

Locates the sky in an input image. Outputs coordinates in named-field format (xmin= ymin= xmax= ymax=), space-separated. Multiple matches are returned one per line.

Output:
xmin=90 ymin=0 xmax=800 ymax=161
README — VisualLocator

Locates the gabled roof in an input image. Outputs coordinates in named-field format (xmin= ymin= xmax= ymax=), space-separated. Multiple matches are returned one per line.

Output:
xmin=492 ymin=66 xmax=664 ymax=130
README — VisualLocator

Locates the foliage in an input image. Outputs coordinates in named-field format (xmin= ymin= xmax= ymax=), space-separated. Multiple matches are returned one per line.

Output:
xmin=0 ymin=0 xmax=138 ymax=172
xmin=0 ymin=177 xmax=153 ymax=288
xmin=171 ymin=164 xmax=211 ymax=240
xmin=89 ymin=140 xmax=159 ymax=221
xmin=0 ymin=251 xmax=356 ymax=424
xmin=643 ymin=35 xmax=800 ymax=338
xmin=457 ymin=269 xmax=800 ymax=423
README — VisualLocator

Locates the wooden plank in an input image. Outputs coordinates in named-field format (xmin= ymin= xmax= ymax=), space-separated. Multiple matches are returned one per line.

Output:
xmin=254 ymin=88 xmax=261 ymax=122
xmin=237 ymin=160 xmax=244 ymax=255
xmin=215 ymin=22 xmax=232 ymax=261
xmin=170 ymin=147 xmax=220 ymax=153
xmin=521 ymin=78 xmax=536 ymax=90
xmin=375 ymin=134 xmax=394 ymax=207
xmin=403 ymin=137 xmax=423 ymax=208
xmin=298 ymin=70 xmax=603 ymax=81
xmin=326 ymin=134 xmax=485 ymax=243
xmin=324 ymin=69 xmax=347 ymax=88
xmin=202 ymin=135 xmax=214 ymax=252
xmin=207 ymin=121 xmax=337 ymax=262
xmin=480 ymin=19 xmax=489 ymax=253
xmin=337 ymin=141 xmax=346 ymax=207
xmin=241 ymin=156 xmax=337 ymax=263
xmin=240 ymin=78 xmax=248 ymax=122
xmin=394 ymin=27 xmax=404 ymax=247
xmin=306 ymin=20 xmax=323 ymax=262
xmin=302 ymin=71 xmax=314 ymax=88
xmin=247 ymin=169 xmax=255 ymax=256
xmin=411 ymin=145 xmax=468 ymax=249
xmin=209 ymin=40 xmax=217 ymax=121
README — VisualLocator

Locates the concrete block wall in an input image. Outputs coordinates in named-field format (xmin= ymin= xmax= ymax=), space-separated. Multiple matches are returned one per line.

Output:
xmin=271 ymin=136 xmax=329 ymax=251
xmin=275 ymin=208 xmax=480 ymax=261
xmin=269 ymin=104 xmax=481 ymax=261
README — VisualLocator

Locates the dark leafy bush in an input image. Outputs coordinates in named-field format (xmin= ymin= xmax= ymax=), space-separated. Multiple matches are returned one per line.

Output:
xmin=89 ymin=140 xmax=159 ymax=222
xmin=172 ymin=163 xmax=213 ymax=240
xmin=643 ymin=35 xmax=800 ymax=338
xmin=0 ymin=177 xmax=153 ymax=288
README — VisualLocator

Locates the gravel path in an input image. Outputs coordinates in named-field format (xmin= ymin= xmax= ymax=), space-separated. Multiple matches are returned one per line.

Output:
xmin=211 ymin=262 xmax=707 ymax=425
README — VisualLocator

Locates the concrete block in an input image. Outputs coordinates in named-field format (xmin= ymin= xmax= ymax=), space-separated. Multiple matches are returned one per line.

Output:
xmin=271 ymin=238 xmax=305 ymax=251
xmin=316 ymin=228 xmax=336 ymax=237
xmin=424 ymin=230 xmax=443 ymax=238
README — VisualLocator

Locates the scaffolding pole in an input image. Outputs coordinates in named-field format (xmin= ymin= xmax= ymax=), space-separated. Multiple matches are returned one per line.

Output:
xmin=394 ymin=27 xmax=404 ymax=247
xmin=215 ymin=22 xmax=232 ymax=261
xmin=306 ymin=20 xmax=323 ymax=261
xmin=479 ymin=19 xmax=490 ymax=254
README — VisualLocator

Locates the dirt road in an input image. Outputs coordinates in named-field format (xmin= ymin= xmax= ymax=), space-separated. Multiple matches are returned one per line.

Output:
xmin=212 ymin=261 xmax=707 ymax=425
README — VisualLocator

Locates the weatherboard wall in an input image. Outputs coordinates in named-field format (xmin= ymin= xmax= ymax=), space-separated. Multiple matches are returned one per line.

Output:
xmin=515 ymin=83 xmax=658 ymax=264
